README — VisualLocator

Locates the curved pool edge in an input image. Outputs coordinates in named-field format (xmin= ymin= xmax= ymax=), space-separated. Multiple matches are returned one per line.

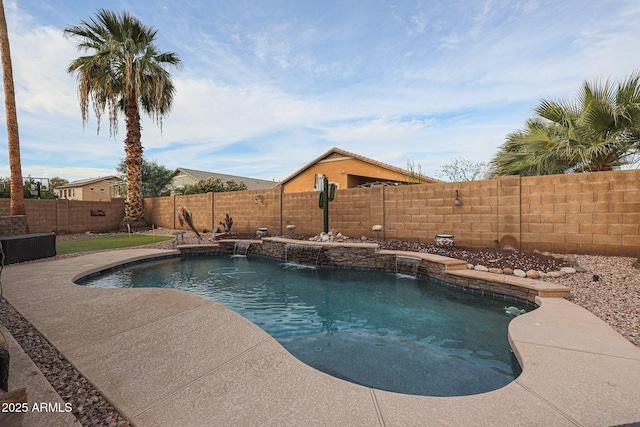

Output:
xmin=2 ymin=249 xmax=640 ymax=426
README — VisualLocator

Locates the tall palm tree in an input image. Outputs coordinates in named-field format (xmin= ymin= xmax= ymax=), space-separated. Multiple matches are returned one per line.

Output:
xmin=0 ymin=0 xmax=26 ymax=219
xmin=64 ymin=9 xmax=181 ymax=229
xmin=490 ymin=73 xmax=640 ymax=177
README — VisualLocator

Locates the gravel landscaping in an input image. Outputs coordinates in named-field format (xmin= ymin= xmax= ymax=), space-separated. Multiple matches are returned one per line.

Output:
xmin=0 ymin=228 xmax=638 ymax=426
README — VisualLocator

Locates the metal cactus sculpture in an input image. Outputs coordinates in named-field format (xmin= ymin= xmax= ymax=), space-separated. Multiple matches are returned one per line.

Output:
xmin=219 ymin=213 xmax=234 ymax=232
xmin=318 ymin=175 xmax=336 ymax=233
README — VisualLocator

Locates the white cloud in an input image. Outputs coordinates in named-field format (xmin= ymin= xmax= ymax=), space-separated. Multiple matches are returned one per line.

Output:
xmin=1 ymin=0 xmax=639 ymax=184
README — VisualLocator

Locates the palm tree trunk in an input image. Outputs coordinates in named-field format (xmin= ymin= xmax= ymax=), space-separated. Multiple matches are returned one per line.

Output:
xmin=121 ymin=93 xmax=147 ymax=230
xmin=0 ymin=0 xmax=26 ymax=218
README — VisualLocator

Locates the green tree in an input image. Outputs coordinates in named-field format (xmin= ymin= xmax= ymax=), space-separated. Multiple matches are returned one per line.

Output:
xmin=490 ymin=73 xmax=640 ymax=176
xmin=64 ymin=9 xmax=181 ymax=229
xmin=116 ymin=158 xmax=175 ymax=197
xmin=175 ymin=177 xmax=247 ymax=194
xmin=49 ymin=177 xmax=69 ymax=191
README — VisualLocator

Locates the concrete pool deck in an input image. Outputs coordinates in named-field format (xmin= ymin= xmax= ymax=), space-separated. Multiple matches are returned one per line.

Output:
xmin=2 ymin=249 xmax=640 ymax=426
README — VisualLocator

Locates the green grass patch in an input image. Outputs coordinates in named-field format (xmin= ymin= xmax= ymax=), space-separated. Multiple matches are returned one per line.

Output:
xmin=56 ymin=234 xmax=174 ymax=255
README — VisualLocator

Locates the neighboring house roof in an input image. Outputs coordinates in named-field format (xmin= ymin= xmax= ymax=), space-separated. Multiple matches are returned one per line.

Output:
xmin=173 ymin=168 xmax=275 ymax=190
xmin=56 ymin=175 xmax=120 ymax=189
xmin=276 ymin=147 xmax=442 ymax=186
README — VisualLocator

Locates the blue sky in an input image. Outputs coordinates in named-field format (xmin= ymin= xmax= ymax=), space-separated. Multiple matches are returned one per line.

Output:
xmin=1 ymin=0 xmax=639 ymax=183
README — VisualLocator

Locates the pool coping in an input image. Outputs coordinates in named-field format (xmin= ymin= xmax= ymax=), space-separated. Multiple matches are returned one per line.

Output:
xmin=3 ymin=248 xmax=640 ymax=426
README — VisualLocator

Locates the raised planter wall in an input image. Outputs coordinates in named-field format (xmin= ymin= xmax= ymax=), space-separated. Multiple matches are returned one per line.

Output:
xmin=179 ymin=238 xmax=568 ymax=305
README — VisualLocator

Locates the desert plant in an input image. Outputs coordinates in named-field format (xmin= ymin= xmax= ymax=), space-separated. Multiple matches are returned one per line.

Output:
xmin=219 ymin=213 xmax=233 ymax=232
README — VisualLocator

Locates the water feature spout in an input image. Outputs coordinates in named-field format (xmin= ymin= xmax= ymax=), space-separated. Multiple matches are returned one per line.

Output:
xmin=284 ymin=243 xmax=323 ymax=269
xmin=395 ymin=255 xmax=422 ymax=279
xmin=232 ymin=241 xmax=251 ymax=258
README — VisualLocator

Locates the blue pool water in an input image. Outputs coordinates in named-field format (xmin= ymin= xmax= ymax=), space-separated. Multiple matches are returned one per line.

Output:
xmin=78 ymin=255 xmax=522 ymax=396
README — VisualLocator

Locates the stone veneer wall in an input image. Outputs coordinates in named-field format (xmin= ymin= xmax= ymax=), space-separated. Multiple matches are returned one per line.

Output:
xmin=0 ymin=215 xmax=27 ymax=235
xmin=180 ymin=238 xmax=547 ymax=305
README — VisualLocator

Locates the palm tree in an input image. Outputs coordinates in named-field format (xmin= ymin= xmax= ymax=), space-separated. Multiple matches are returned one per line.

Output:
xmin=490 ymin=73 xmax=640 ymax=177
xmin=64 ymin=9 xmax=181 ymax=229
xmin=0 ymin=0 xmax=26 ymax=219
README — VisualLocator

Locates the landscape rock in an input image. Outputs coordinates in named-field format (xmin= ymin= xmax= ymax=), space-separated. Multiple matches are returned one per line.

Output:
xmin=502 ymin=267 xmax=514 ymax=275
xmin=546 ymin=271 xmax=566 ymax=278
xmin=467 ymin=264 xmax=474 ymax=270
xmin=488 ymin=267 xmax=503 ymax=274
xmin=526 ymin=270 xmax=540 ymax=279
xmin=474 ymin=265 xmax=489 ymax=272
xmin=513 ymin=269 xmax=526 ymax=278
xmin=560 ymin=267 xmax=577 ymax=274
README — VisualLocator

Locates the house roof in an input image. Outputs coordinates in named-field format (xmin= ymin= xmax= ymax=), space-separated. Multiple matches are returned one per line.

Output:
xmin=174 ymin=168 xmax=275 ymax=190
xmin=56 ymin=175 xmax=120 ymax=189
xmin=276 ymin=147 xmax=442 ymax=186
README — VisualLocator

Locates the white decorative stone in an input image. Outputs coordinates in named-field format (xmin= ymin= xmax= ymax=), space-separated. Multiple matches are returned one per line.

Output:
xmin=467 ymin=264 xmax=474 ymax=270
xmin=513 ymin=269 xmax=526 ymax=278
xmin=372 ymin=225 xmax=383 ymax=231
xmin=474 ymin=265 xmax=489 ymax=272
xmin=560 ymin=267 xmax=577 ymax=274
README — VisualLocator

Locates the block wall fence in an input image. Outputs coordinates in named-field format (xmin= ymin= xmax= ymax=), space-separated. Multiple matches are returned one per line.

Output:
xmin=0 ymin=198 xmax=125 ymax=234
xmin=144 ymin=169 xmax=640 ymax=257
xmin=1 ymin=169 xmax=637 ymax=257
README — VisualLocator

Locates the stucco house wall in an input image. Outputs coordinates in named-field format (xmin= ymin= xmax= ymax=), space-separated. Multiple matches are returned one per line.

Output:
xmin=57 ymin=176 xmax=121 ymax=201
xmin=278 ymin=147 xmax=440 ymax=193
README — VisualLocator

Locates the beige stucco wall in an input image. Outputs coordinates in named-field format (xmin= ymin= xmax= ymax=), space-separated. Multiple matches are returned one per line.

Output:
xmin=282 ymin=157 xmax=428 ymax=193
xmin=58 ymin=180 xmax=116 ymax=201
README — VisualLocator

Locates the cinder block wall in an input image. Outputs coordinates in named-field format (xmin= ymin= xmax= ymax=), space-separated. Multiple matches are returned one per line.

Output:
xmin=144 ymin=170 xmax=638 ymax=256
xmin=520 ymin=170 xmax=640 ymax=256
xmin=62 ymin=199 xmax=125 ymax=233
xmin=0 ymin=199 xmax=125 ymax=234
xmin=281 ymin=191 xmax=322 ymax=236
xmin=3 ymin=169 xmax=637 ymax=256
xmin=214 ymin=188 xmax=282 ymax=235
xmin=143 ymin=196 xmax=175 ymax=229
xmin=175 ymin=194 xmax=212 ymax=232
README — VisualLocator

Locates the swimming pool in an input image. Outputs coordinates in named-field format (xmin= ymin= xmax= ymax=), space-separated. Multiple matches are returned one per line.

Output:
xmin=78 ymin=254 xmax=523 ymax=396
